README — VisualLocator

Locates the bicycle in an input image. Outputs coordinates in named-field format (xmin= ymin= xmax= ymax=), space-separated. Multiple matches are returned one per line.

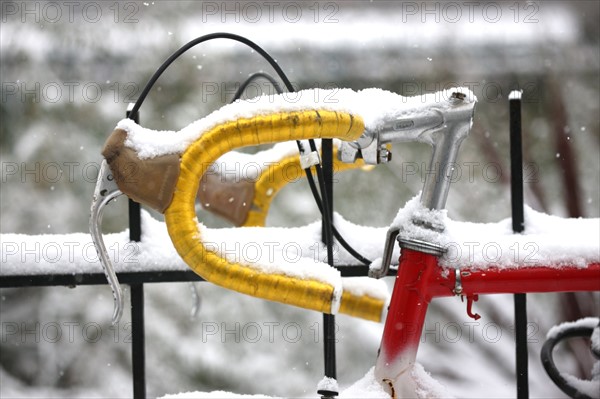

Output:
xmin=90 ymin=33 xmax=600 ymax=398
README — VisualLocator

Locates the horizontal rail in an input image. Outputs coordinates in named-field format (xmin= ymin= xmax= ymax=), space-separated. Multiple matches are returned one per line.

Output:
xmin=0 ymin=270 xmax=203 ymax=288
xmin=0 ymin=265 xmax=374 ymax=289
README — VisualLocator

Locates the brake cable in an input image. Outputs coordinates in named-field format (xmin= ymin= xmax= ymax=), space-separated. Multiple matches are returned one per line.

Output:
xmin=232 ymin=71 xmax=372 ymax=266
xmin=129 ymin=32 xmax=371 ymax=267
xmin=128 ymin=32 xmax=294 ymax=117
xmin=231 ymin=72 xmax=283 ymax=102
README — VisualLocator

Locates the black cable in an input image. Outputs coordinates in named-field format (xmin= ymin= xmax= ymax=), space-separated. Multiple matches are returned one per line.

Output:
xmin=128 ymin=32 xmax=294 ymax=119
xmin=304 ymin=169 xmax=371 ymax=265
xmin=309 ymin=139 xmax=372 ymax=267
xmin=231 ymin=72 xmax=283 ymax=101
xmin=129 ymin=32 xmax=369 ymax=266
xmin=127 ymin=32 xmax=313 ymax=199
xmin=126 ymin=32 xmax=313 ymax=171
xmin=309 ymin=141 xmax=334 ymax=265
xmin=126 ymin=32 xmax=311 ymax=160
xmin=540 ymin=324 xmax=596 ymax=399
xmin=230 ymin=74 xmax=370 ymax=265
xmin=335 ymin=227 xmax=371 ymax=265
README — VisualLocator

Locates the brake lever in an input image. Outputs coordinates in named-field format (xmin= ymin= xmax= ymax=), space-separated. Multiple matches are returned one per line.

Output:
xmin=89 ymin=159 xmax=124 ymax=325
xmin=369 ymin=227 xmax=399 ymax=279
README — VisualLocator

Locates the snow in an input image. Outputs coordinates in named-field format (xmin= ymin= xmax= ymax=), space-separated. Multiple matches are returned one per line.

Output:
xmin=546 ymin=317 xmax=599 ymax=340
xmin=159 ymin=363 xmax=459 ymax=399
xmin=209 ymin=140 xmax=308 ymax=181
xmin=391 ymin=196 xmax=600 ymax=269
xmin=509 ymin=90 xmax=523 ymax=101
xmin=341 ymin=277 xmax=388 ymax=302
xmin=117 ymin=87 xmax=476 ymax=159
xmin=0 ymin=210 xmax=188 ymax=276
xmin=316 ymin=376 xmax=339 ymax=393
xmin=162 ymin=392 xmax=279 ymax=399
xmin=2 ymin=195 xmax=598 ymax=280
xmin=411 ymin=363 xmax=453 ymax=399
xmin=0 ymin=187 xmax=597 ymax=388
xmin=160 ymin=367 xmax=390 ymax=399
xmin=200 ymin=220 xmax=346 ymax=308
xmin=337 ymin=367 xmax=391 ymax=398
xmin=563 ymin=374 xmax=600 ymax=399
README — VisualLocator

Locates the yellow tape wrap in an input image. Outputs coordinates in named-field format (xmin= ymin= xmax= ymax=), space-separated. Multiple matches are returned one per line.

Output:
xmin=244 ymin=149 xmax=367 ymax=227
xmin=165 ymin=110 xmax=385 ymax=321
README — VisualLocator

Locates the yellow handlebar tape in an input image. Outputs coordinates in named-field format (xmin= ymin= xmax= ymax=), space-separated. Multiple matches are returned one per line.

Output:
xmin=163 ymin=110 xmax=385 ymax=322
xmin=244 ymin=148 xmax=368 ymax=227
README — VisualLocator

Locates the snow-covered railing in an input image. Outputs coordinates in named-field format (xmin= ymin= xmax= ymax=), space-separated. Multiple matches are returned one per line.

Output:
xmin=4 ymin=57 xmax=599 ymax=397
xmin=0 ymin=233 xmax=374 ymax=399
xmin=3 ymin=198 xmax=599 ymax=396
xmin=1 ymin=229 xmax=378 ymax=399
xmin=0 ymin=194 xmax=379 ymax=398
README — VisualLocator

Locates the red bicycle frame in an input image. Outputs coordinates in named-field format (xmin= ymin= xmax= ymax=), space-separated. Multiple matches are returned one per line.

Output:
xmin=374 ymin=243 xmax=600 ymax=394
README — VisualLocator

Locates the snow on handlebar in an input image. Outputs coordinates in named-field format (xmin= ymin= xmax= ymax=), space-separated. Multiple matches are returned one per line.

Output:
xmin=90 ymin=87 xmax=476 ymax=325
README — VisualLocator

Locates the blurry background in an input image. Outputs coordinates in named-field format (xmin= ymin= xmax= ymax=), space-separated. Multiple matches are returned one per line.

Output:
xmin=1 ymin=0 xmax=599 ymax=397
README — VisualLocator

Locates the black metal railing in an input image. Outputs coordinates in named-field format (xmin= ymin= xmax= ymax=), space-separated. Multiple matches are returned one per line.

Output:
xmin=0 ymin=263 xmax=373 ymax=398
xmin=0 ymin=104 xmax=376 ymax=398
xmin=1 ymin=96 xmax=535 ymax=398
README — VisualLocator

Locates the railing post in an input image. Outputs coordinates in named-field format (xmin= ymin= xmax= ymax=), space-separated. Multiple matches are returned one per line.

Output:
xmin=127 ymin=104 xmax=146 ymax=399
xmin=509 ymin=91 xmax=529 ymax=399
xmin=130 ymin=283 xmax=146 ymax=398
xmin=319 ymin=138 xmax=338 ymax=398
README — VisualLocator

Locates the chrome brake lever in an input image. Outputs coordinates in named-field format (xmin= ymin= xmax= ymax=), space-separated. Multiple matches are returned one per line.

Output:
xmin=90 ymin=159 xmax=124 ymax=325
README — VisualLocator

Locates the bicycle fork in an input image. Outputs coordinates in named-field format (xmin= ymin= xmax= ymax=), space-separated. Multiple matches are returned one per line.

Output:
xmin=374 ymin=245 xmax=447 ymax=397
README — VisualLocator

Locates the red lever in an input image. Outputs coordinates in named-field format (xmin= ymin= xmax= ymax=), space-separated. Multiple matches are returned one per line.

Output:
xmin=462 ymin=294 xmax=481 ymax=320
